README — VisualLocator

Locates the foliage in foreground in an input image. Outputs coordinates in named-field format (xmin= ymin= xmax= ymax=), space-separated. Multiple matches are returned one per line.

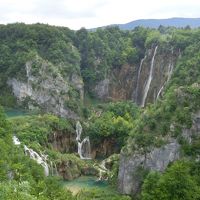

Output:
xmin=141 ymin=160 xmax=200 ymax=200
xmin=76 ymin=188 xmax=131 ymax=200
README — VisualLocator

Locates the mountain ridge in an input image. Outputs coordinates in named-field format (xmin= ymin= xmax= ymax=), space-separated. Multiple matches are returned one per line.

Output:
xmin=92 ymin=17 xmax=200 ymax=30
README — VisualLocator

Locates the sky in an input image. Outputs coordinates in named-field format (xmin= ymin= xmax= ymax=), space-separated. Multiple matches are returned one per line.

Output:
xmin=0 ymin=0 xmax=200 ymax=30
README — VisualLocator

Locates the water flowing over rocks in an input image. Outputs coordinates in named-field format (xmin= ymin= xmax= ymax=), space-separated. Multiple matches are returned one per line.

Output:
xmin=76 ymin=121 xmax=91 ymax=159
xmin=91 ymin=46 xmax=178 ymax=106
xmin=13 ymin=136 xmax=50 ymax=176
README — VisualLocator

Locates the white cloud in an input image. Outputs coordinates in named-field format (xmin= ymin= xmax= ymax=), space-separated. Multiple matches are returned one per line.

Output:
xmin=0 ymin=0 xmax=200 ymax=29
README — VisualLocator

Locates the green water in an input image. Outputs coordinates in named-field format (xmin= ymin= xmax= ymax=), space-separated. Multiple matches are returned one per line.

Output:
xmin=5 ymin=109 xmax=28 ymax=118
xmin=63 ymin=176 xmax=109 ymax=194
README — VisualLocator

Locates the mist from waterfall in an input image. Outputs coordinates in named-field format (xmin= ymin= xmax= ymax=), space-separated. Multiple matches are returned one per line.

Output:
xmin=76 ymin=121 xmax=91 ymax=159
xmin=141 ymin=46 xmax=158 ymax=107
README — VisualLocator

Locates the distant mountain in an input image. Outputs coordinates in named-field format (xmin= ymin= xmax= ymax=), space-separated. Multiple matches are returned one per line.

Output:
xmin=94 ymin=18 xmax=200 ymax=30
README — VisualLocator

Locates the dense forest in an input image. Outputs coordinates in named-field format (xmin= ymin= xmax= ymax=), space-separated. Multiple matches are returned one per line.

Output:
xmin=0 ymin=23 xmax=200 ymax=199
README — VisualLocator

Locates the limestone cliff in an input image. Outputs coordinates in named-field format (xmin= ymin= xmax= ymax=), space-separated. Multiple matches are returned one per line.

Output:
xmin=118 ymin=110 xmax=200 ymax=195
xmin=93 ymin=46 xmax=178 ymax=106
xmin=8 ymin=56 xmax=84 ymax=119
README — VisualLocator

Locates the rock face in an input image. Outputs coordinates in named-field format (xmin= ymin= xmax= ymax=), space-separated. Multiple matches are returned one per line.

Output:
xmin=58 ymin=160 xmax=81 ymax=180
xmin=92 ymin=46 xmax=178 ymax=106
xmin=91 ymin=138 xmax=120 ymax=159
xmin=8 ymin=56 xmax=84 ymax=119
xmin=133 ymin=46 xmax=178 ymax=106
xmin=118 ymin=110 xmax=200 ymax=195
xmin=118 ymin=139 xmax=180 ymax=195
xmin=48 ymin=131 xmax=77 ymax=153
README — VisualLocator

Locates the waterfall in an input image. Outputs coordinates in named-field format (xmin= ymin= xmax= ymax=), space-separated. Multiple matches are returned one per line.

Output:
xmin=98 ymin=160 xmax=107 ymax=180
xmin=24 ymin=145 xmax=49 ymax=176
xmin=76 ymin=121 xmax=91 ymax=159
xmin=76 ymin=121 xmax=82 ymax=141
xmin=49 ymin=161 xmax=58 ymax=176
xmin=13 ymin=135 xmax=21 ymax=145
xmin=156 ymin=85 xmax=164 ymax=100
xmin=54 ymin=162 xmax=59 ymax=176
xmin=141 ymin=46 xmax=158 ymax=107
xmin=135 ymin=56 xmax=146 ymax=103
xmin=95 ymin=159 xmax=109 ymax=181
xmin=12 ymin=136 xmax=49 ymax=176
xmin=156 ymin=60 xmax=174 ymax=100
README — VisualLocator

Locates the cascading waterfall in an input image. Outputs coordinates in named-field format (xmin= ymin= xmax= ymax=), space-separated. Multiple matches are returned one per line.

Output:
xmin=98 ymin=160 xmax=108 ymax=181
xmin=156 ymin=59 xmax=174 ymax=100
xmin=135 ymin=56 xmax=146 ymax=103
xmin=13 ymin=135 xmax=21 ymax=145
xmin=12 ymin=136 xmax=49 ymax=176
xmin=24 ymin=145 xmax=49 ymax=176
xmin=141 ymin=46 xmax=158 ymax=107
xmin=76 ymin=121 xmax=91 ymax=159
xmin=76 ymin=121 xmax=82 ymax=141
xmin=49 ymin=161 xmax=58 ymax=176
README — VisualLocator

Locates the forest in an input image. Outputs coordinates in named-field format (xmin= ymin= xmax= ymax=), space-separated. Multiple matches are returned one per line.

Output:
xmin=0 ymin=23 xmax=200 ymax=199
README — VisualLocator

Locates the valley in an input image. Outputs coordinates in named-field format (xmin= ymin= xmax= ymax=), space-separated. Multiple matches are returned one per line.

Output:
xmin=0 ymin=23 xmax=200 ymax=200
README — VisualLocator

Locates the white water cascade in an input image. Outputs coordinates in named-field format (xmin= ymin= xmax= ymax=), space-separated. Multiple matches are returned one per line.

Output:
xmin=135 ymin=56 xmax=146 ymax=103
xmin=13 ymin=135 xmax=21 ymax=145
xmin=98 ymin=160 xmax=108 ymax=181
xmin=156 ymin=61 xmax=174 ymax=100
xmin=24 ymin=145 xmax=49 ymax=176
xmin=76 ymin=121 xmax=91 ymax=159
xmin=12 ymin=136 xmax=49 ymax=176
xmin=141 ymin=46 xmax=158 ymax=107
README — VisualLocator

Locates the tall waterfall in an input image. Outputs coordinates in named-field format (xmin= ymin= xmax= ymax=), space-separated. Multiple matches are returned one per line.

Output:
xmin=76 ymin=121 xmax=91 ymax=159
xmin=135 ymin=56 xmax=146 ymax=103
xmin=13 ymin=136 xmax=49 ymax=176
xmin=156 ymin=60 xmax=174 ymax=100
xmin=141 ymin=46 xmax=158 ymax=107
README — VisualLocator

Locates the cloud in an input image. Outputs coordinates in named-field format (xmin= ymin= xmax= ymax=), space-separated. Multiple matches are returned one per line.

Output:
xmin=0 ymin=0 xmax=200 ymax=29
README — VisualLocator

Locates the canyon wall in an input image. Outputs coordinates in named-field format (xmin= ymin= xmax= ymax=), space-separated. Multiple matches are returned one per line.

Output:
xmin=93 ymin=46 xmax=179 ymax=106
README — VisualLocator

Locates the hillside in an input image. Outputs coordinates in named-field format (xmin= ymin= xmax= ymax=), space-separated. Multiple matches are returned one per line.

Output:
xmin=0 ymin=23 xmax=200 ymax=199
xmin=94 ymin=17 xmax=200 ymax=30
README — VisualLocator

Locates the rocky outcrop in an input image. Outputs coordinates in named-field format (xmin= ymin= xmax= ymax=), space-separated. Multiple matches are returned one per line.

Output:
xmin=133 ymin=46 xmax=178 ymax=106
xmin=91 ymin=138 xmax=120 ymax=159
xmin=94 ymin=79 xmax=110 ymax=99
xmin=57 ymin=155 xmax=98 ymax=180
xmin=48 ymin=131 xmax=77 ymax=153
xmin=58 ymin=159 xmax=81 ymax=180
xmin=8 ymin=56 xmax=84 ymax=119
xmin=118 ymin=139 xmax=180 ymax=195
xmin=118 ymin=110 xmax=200 ymax=195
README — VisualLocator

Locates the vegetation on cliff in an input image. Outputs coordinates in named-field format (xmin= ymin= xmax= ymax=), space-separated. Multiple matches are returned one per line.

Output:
xmin=0 ymin=23 xmax=200 ymax=199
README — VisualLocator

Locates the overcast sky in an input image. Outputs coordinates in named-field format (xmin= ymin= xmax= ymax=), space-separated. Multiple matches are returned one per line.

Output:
xmin=0 ymin=0 xmax=200 ymax=30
